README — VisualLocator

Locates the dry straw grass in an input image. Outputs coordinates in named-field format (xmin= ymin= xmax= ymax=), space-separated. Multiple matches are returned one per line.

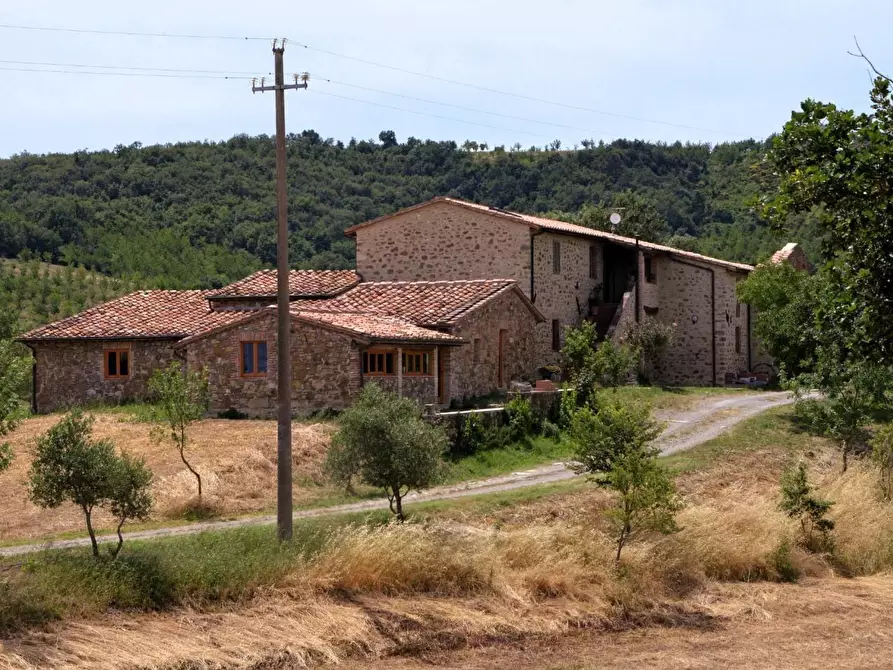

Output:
xmin=0 ymin=414 xmax=335 ymax=541
xmin=7 ymin=410 xmax=893 ymax=668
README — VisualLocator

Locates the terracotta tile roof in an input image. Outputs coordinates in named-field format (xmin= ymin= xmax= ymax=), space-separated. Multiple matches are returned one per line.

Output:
xmin=211 ymin=269 xmax=360 ymax=300
xmin=345 ymin=196 xmax=754 ymax=273
xmin=294 ymin=279 xmax=536 ymax=327
xmin=18 ymin=290 xmax=245 ymax=342
xmin=292 ymin=310 xmax=463 ymax=343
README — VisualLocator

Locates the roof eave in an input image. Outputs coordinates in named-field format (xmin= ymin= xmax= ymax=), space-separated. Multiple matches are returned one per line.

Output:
xmin=18 ymin=334 xmax=185 ymax=344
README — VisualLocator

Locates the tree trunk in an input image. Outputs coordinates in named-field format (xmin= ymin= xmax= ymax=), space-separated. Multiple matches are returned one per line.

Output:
xmin=83 ymin=506 xmax=99 ymax=557
xmin=112 ymin=517 xmax=126 ymax=559
xmin=178 ymin=435 xmax=202 ymax=499
xmin=842 ymin=443 xmax=849 ymax=474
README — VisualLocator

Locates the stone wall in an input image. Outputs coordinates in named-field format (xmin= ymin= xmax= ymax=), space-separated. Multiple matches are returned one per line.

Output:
xmin=32 ymin=339 xmax=178 ymax=413
xmin=354 ymin=202 xmax=531 ymax=284
xmin=184 ymin=314 xmax=361 ymax=417
xmin=622 ymin=256 xmax=751 ymax=386
xmin=450 ymin=288 xmax=540 ymax=401
xmin=531 ymin=232 xmax=603 ymax=366
xmin=647 ymin=258 xmax=715 ymax=386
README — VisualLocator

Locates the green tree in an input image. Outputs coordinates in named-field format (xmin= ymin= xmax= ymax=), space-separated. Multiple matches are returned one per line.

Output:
xmin=571 ymin=393 xmax=663 ymax=476
xmin=0 ymin=339 xmax=30 ymax=471
xmin=324 ymin=384 xmax=448 ymax=520
xmin=28 ymin=411 xmax=118 ymax=557
xmin=766 ymin=75 xmax=893 ymax=365
xmin=149 ymin=363 xmax=210 ymax=500
xmin=604 ymin=449 xmax=681 ymax=561
xmin=792 ymin=364 xmax=891 ymax=472
xmin=576 ymin=191 xmax=670 ymax=243
xmin=570 ymin=393 xmax=677 ymax=560
xmin=736 ymin=262 xmax=821 ymax=377
xmin=107 ymin=452 xmax=154 ymax=557
xmin=779 ymin=461 xmax=834 ymax=552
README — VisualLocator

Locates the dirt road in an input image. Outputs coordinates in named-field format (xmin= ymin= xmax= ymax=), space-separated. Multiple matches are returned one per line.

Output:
xmin=0 ymin=390 xmax=795 ymax=558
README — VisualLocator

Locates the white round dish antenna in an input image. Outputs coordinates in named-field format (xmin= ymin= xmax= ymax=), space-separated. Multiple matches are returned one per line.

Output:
xmin=609 ymin=212 xmax=622 ymax=225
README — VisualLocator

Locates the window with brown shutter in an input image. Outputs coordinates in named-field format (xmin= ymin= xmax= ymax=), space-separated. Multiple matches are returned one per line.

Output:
xmin=552 ymin=241 xmax=561 ymax=274
xmin=552 ymin=319 xmax=561 ymax=351
xmin=589 ymin=244 xmax=597 ymax=279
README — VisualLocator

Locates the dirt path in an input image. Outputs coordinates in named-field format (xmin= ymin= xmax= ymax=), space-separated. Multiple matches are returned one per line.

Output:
xmin=0 ymin=391 xmax=795 ymax=558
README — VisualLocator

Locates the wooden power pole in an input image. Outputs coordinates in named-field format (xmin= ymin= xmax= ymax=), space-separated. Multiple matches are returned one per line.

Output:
xmin=252 ymin=41 xmax=308 ymax=541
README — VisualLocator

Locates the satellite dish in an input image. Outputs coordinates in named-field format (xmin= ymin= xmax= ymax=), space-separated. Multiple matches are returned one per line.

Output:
xmin=609 ymin=212 xmax=622 ymax=225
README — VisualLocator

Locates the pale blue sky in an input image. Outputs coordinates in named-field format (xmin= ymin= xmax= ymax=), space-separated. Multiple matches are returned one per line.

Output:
xmin=1 ymin=0 xmax=891 ymax=157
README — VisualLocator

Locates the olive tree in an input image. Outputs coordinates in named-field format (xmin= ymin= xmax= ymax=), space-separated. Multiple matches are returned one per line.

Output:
xmin=28 ymin=410 xmax=153 ymax=557
xmin=149 ymin=362 xmax=210 ymax=500
xmin=325 ymin=384 xmax=447 ymax=520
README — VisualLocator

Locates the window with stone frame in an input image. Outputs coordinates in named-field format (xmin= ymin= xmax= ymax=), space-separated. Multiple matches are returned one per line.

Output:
xmin=363 ymin=349 xmax=395 ymax=376
xmin=589 ymin=244 xmax=597 ymax=279
xmin=551 ymin=319 xmax=561 ymax=351
xmin=402 ymin=350 xmax=431 ymax=376
xmin=104 ymin=349 xmax=130 ymax=379
xmin=241 ymin=340 xmax=268 ymax=377
xmin=473 ymin=338 xmax=481 ymax=364
xmin=552 ymin=240 xmax=561 ymax=274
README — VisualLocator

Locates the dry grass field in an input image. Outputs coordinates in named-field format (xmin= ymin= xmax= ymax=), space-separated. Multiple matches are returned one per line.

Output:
xmin=5 ymin=408 xmax=893 ymax=668
xmin=0 ymin=413 xmax=336 ymax=542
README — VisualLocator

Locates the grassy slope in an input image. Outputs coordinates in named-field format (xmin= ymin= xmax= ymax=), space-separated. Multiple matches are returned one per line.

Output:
xmin=0 ymin=388 xmax=759 ymax=545
xmin=9 ymin=404 xmax=893 ymax=670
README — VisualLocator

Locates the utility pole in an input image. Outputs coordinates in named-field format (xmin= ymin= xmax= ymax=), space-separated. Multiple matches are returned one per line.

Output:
xmin=252 ymin=40 xmax=309 ymax=541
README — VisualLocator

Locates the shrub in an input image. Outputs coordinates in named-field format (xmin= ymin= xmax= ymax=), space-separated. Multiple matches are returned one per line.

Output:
xmin=622 ymin=319 xmax=676 ymax=383
xmin=505 ymin=394 xmax=538 ymax=442
xmin=541 ymin=419 xmax=560 ymax=440
xmin=325 ymin=384 xmax=448 ymax=519
xmin=561 ymin=320 xmax=598 ymax=379
xmin=779 ymin=462 xmax=834 ymax=553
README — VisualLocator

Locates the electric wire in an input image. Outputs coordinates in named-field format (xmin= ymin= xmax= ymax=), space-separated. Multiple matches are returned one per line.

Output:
xmin=0 ymin=22 xmax=743 ymax=137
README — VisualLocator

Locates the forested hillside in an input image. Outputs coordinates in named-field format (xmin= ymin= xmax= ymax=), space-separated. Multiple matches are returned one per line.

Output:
xmin=0 ymin=132 xmax=815 ymax=295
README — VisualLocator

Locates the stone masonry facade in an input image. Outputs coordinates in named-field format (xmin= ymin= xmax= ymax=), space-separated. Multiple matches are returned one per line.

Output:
xmin=183 ymin=314 xmax=361 ymax=417
xmin=449 ymin=288 xmax=540 ymax=400
xmin=32 ymin=339 xmax=178 ymax=413
xmin=352 ymin=200 xmax=766 ymax=386
xmin=355 ymin=202 xmax=531 ymax=285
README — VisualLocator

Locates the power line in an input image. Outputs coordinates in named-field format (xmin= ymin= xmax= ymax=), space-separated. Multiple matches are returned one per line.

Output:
xmin=0 ymin=23 xmax=271 ymax=41
xmin=0 ymin=22 xmax=743 ymax=137
xmin=309 ymin=89 xmax=551 ymax=139
xmin=0 ymin=66 xmax=252 ymax=80
xmin=0 ymin=59 xmax=268 ymax=76
xmin=289 ymin=39 xmax=741 ymax=137
xmin=0 ymin=54 xmax=601 ymax=136
xmin=315 ymin=76 xmax=604 ymax=137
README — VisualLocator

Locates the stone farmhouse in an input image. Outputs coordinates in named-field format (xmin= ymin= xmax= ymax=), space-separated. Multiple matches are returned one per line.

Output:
xmin=19 ymin=196 xmax=791 ymax=416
